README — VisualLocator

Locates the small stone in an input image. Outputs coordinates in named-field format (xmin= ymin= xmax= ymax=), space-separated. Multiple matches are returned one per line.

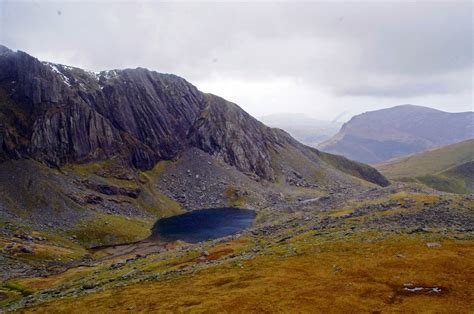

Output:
xmin=110 ymin=261 xmax=126 ymax=269
xmin=19 ymin=245 xmax=34 ymax=254
xmin=426 ymin=242 xmax=441 ymax=248
xmin=202 ymin=250 xmax=209 ymax=257
xmin=332 ymin=264 xmax=342 ymax=273
xmin=82 ymin=283 xmax=96 ymax=290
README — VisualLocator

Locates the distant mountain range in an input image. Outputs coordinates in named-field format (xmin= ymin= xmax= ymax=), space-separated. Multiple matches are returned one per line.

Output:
xmin=376 ymin=139 xmax=474 ymax=194
xmin=259 ymin=113 xmax=342 ymax=147
xmin=319 ymin=105 xmax=474 ymax=164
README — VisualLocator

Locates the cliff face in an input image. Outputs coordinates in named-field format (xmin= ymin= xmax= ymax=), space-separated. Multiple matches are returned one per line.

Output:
xmin=0 ymin=46 xmax=388 ymax=186
xmin=0 ymin=46 xmax=275 ymax=178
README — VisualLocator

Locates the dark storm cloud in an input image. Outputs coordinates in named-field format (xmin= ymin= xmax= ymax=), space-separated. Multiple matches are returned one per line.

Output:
xmin=0 ymin=0 xmax=472 ymax=100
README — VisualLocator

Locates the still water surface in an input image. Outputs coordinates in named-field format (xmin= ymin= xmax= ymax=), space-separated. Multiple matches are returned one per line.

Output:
xmin=150 ymin=208 xmax=255 ymax=243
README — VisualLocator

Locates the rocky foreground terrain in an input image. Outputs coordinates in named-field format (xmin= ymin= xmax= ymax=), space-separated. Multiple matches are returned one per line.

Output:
xmin=1 ymin=183 xmax=473 ymax=312
xmin=0 ymin=46 xmax=473 ymax=312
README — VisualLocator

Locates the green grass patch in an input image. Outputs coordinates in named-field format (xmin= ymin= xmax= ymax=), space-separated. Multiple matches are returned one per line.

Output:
xmin=417 ymin=174 xmax=470 ymax=194
xmin=138 ymin=161 xmax=183 ymax=217
xmin=69 ymin=213 xmax=154 ymax=248
xmin=224 ymin=187 xmax=248 ymax=208
xmin=2 ymin=281 xmax=34 ymax=296
xmin=377 ymin=139 xmax=474 ymax=179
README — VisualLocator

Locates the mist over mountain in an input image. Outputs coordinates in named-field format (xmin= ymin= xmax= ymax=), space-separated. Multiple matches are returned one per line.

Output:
xmin=319 ymin=105 xmax=474 ymax=164
xmin=259 ymin=113 xmax=342 ymax=147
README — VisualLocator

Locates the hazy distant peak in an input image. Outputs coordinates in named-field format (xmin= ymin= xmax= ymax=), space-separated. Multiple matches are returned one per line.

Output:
xmin=320 ymin=104 xmax=474 ymax=164
xmin=355 ymin=104 xmax=444 ymax=118
xmin=259 ymin=113 xmax=341 ymax=126
xmin=384 ymin=104 xmax=444 ymax=112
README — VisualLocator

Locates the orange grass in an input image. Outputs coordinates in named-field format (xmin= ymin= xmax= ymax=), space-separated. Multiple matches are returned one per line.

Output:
xmin=15 ymin=267 xmax=96 ymax=291
xmin=21 ymin=234 xmax=474 ymax=313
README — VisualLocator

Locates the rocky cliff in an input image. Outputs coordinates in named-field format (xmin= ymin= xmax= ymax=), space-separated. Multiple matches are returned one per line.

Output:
xmin=0 ymin=45 xmax=388 ymax=187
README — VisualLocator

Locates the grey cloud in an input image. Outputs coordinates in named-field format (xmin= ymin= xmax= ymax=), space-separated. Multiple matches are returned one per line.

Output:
xmin=0 ymin=0 xmax=472 ymax=100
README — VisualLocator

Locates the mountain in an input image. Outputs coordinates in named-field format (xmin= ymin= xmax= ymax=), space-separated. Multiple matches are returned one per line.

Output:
xmin=376 ymin=139 xmax=474 ymax=193
xmin=2 ymin=47 xmax=474 ymax=313
xmin=319 ymin=105 xmax=474 ymax=164
xmin=258 ymin=113 xmax=342 ymax=147
xmin=0 ymin=46 xmax=388 ymax=242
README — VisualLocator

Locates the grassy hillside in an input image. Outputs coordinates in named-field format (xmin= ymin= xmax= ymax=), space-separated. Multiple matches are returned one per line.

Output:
xmin=376 ymin=140 xmax=474 ymax=193
xmin=414 ymin=161 xmax=474 ymax=194
xmin=377 ymin=139 xmax=474 ymax=178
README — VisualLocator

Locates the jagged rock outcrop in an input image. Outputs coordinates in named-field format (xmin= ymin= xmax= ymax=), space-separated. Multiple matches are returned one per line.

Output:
xmin=188 ymin=95 xmax=290 ymax=180
xmin=0 ymin=45 xmax=389 ymax=186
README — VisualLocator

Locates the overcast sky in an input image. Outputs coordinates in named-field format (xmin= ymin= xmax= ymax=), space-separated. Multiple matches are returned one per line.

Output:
xmin=1 ymin=0 xmax=472 ymax=121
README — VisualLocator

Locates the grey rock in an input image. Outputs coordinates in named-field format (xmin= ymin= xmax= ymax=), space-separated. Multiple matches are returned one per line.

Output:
xmin=19 ymin=245 xmax=33 ymax=254
xmin=0 ymin=47 xmax=389 ymax=187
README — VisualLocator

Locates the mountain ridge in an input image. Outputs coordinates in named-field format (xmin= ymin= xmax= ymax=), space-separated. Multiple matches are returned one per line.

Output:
xmin=0 ymin=45 xmax=388 ymax=187
xmin=319 ymin=104 xmax=473 ymax=164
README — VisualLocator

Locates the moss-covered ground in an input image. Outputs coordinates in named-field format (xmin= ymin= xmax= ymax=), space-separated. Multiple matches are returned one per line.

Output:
xmin=0 ymin=190 xmax=471 ymax=312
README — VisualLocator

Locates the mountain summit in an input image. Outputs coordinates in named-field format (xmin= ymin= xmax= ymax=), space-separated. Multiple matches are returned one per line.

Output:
xmin=319 ymin=105 xmax=473 ymax=164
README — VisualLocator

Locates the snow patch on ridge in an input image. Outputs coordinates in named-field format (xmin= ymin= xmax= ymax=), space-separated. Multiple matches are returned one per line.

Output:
xmin=43 ymin=62 xmax=72 ymax=87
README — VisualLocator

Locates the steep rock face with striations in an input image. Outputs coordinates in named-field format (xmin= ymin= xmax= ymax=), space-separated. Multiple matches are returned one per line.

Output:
xmin=188 ymin=95 xmax=290 ymax=180
xmin=0 ymin=45 xmax=388 ymax=185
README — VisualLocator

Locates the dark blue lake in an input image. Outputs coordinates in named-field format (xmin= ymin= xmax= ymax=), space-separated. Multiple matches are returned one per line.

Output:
xmin=150 ymin=208 xmax=255 ymax=243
